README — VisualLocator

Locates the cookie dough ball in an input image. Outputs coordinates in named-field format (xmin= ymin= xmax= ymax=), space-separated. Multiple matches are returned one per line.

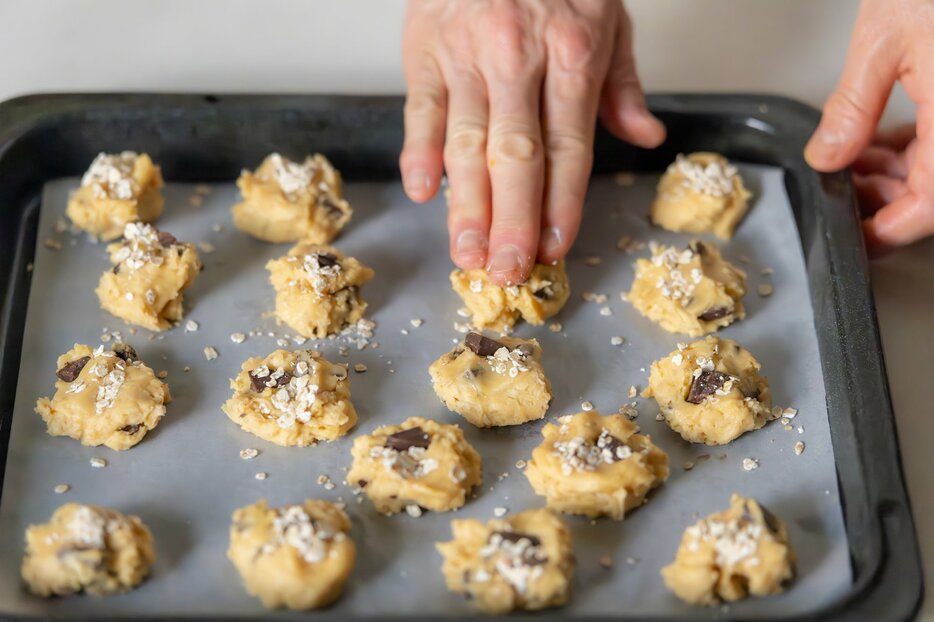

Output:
xmin=627 ymin=240 xmax=746 ymax=337
xmin=21 ymin=503 xmax=155 ymax=597
xmin=524 ymin=410 xmax=669 ymax=520
xmin=222 ymin=349 xmax=356 ymax=447
xmin=66 ymin=151 xmax=165 ymax=241
xmin=34 ymin=343 xmax=169 ymax=451
xmin=651 ymin=152 xmax=752 ymax=239
xmin=96 ymin=223 xmax=202 ymax=331
xmin=429 ymin=332 xmax=552 ymax=428
xmin=436 ymin=508 xmax=574 ymax=614
xmin=347 ymin=416 xmax=481 ymax=515
xmin=643 ymin=337 xmax=772 ymax=445
xmin=451 ymin=261 xmax=570 ymax=332
xmin=266 ymin=243 xmax=374 ymax=339
xmin=233 ymin=153 xmax=352 ymax=243
xmin=227 ymin=499 xmax=355 ymax=610
xmin=662 ymin=494 xmax=795 ymax=605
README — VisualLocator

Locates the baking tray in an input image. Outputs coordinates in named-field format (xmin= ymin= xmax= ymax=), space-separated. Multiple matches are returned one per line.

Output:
xmin=0 ymin=94 xmax=922 ymax=621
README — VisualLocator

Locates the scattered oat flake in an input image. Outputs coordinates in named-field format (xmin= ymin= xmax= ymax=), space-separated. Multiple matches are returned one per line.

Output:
xmin=549 ymin=322 xmax=563 ymax=333
xmin=199 ymin=242 xmax=216 ymax=254
xmin=203 ymin=346 xmax=219 ymax=361
xmin=400 ymin=328 xmax=409 ymax=335
xmin=611 ymin=336 xmax=625 ymax=346
xmin=240 ymin=448 xmax=259 ymax=460
xmin=683 ymin=461 xmax=695 ymax=471
xmin=409 ymin=318 xmax=423 ymax=328
xmin=761 ymin=267 xmax=774 ymax=276
xmin=581 ymin=401 xmax=594 ymax=412
xmin=758 ymin=283 xmax=774 ymax=297
xmin=782 ymin=407 xmax=798 ymax=419
xmin=599 ymin=555 xmax=614 ymax=568
xmin=188 ymin=194 xmax=204 ymax=207
xmin=212 ymin=223 xmax=224 ymax=233
xmin=742 ymin=457 xmax=759 ymax=471
xmin=230 ymin=332 xmax=246 ymax=344
xmin=599 ymin=306 xmax=612 ymax=316
xmin=89 ymin=458 xmax=107 ymax=468
xmin=493 ymin=507 xmax=508 ymax=518
xmin=794 ymin=441 xmax=805 ymax=455
xmin=353 ymin=363 xmax=367 ymax=373
xmin=515 ymin=459 xmax=527 ymax=469
xmin=183 ymin=365 xmax=191 ymax=372
xmin=195 ymin=184 xmax=212 ymax=195
xmin=157 ymin=370 xmax=168 ymax=379
xmin=739 ymin=255 xmax=751 ymax=264
xmin=185 ymin=320 xmax=199 ymax=332
xmin=54 ymin=484 xmax=70 ymax=494
xmin=255 ymin=472 xmax=268 ymax=481
xmin=405 ymin=505 xmax=423 ymax=518
xmin=655 ymin=413 xmax=665 ymax=421
xmin=44 ymin=238 xmax=62 ymax=251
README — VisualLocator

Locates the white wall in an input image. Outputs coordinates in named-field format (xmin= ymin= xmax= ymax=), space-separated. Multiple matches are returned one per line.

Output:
xmin=0 ymin=0 xmax=913 ymax=125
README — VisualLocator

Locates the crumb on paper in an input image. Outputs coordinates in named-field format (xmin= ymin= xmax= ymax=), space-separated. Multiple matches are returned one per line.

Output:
xmin=405 ymin=505 xmax=423 ymax=518
xmin=515 ymin=459 xmax=527 ymax=469
xmin=199 ymin=242 xmax=216 ymax=254
xmin=493 ymin=507 xmax=508 ymax=518
xmin=409 ymin=318 xmax=423 ymax=328
xmin=742 ymin=457 xmax=759 ymax=471
xmin=599 ymin=306 xmax=612 ymax=316
xmin=89 ymin=457 xmax=107 ymax=468
xmin=585 ymin=256 xmax=602 ymax=266
xmin=794 ymin=441 xmax=805 ymax=456
xmin=353 ymin=363 xmax=367 ymax=373
xmin=157 ymin=370 xmax=168 ymax=379
xmin=614 ymin=172 xmax=636 ymax=187
xmin=188 ymin=194 xmax=204 ymax=207
xmin=628 ymin=385 xmax=637 ymax=398
xmin=185 ymin=320 xmax=199 ymax=332
xmin=230 ymin=332 xmax=246 ymax=344
xmin=240 ymin=448 xmax=259 ymax=460
xmin=54 ymin=484 xmax=70 ymax=494
xmin=203 ymin=346 xmax=218 ymax=361
xmin=611 ymin=336 xmax=624 ymax=346
xmin=599 ymin=555 xmax=614 ymax=569
xmin=549 ymin=322 xmax=563 ymax=333
xmin=44 ymin=238 xmax=62 ymax=251
xmin=581 ymin=400 xmax=594 ymax=412
xmin=758 ymin=283 xmax=774 ymax=297
xmin=255 ymin=472 xmax=268 ymax=481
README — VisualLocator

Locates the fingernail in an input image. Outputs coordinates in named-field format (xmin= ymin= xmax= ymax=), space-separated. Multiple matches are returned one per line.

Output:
xmin=487 ymin=244 xmax=522 ymax=277
xmin=805 ymin=125 xmax=846 ymax=165
xmin=404 ymin=169 xmax=431 ymax=193
xmin=456 ymin=229 xmax=487 ymax=257
xmin=539 ymin=227 xmax=562 ymax=256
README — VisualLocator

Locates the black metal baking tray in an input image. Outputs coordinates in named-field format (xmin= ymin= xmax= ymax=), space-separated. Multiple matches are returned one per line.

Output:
xmin=0 ymin=93 xmax=922 ymax=621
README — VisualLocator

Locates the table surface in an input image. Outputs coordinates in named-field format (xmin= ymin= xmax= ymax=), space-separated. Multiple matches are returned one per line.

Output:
xmin=0 ymin=0 xmax=929 ymax=619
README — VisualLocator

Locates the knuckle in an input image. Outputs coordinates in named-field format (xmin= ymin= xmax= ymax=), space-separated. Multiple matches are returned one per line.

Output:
xmin=444 ymin=123 xmax=487 ymax=160
xmin=404 ymin=88 xmax=444 ymax=118
xmin=490 ymin=129 xmax=542 ymax=164
xmin=545 ymin=129 xmax=590 ymax=158
xmin=551 ymin=71 xmax=597 ymax=102
xmin=485 ymin=9 xmax=532 ymax=74
xmin=549 ymin=20 xmax=597 ymax=70
xmin=827 ymin=87 xmax=873 ymax=123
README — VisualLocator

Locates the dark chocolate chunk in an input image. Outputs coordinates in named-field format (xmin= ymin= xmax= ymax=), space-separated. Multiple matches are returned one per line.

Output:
xmin=248 ymin=369 xmax=292 ymax=392
xmin=356 ymin=479 xmax=368 ymax=489
xmin=384 ymin=426 xmax=431 ymax=452
xmin=120 ymin=423 xmax=143 ymax=435
xmin=686 ymin=370 xmax=731 ymax=404
xmin=698 ymin=306 xmax=733 ymax=322
xmin=318 ymin=196 xmax=345 ymax=219
xmin=113 ymin=343 xmax=139 ymax=363
xmin=56 ymin=356 xmax=91 ymax=382
xmin=314 ymin=252 xmax=340 ymax=269
xmin=597 ymin=433 xmax=629 ymax=462
xmin=112 ymin=264 xmax=120 ymax=275
xmin=464 ymin=332 xmax=504 ymax=357
xmin=492 ymin=531 xmax=542 ymax=548
xmin=157 ymin=231 xmax=177 ymax=247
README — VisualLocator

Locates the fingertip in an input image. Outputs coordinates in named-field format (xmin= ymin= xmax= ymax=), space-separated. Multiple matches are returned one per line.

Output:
xmin=451 ymin=227 xmax=488 ymax=270
xmin=486 ymin=242 xmax=534 ymax=286
xmin=400 ymin=156 xmax=441 ymax=203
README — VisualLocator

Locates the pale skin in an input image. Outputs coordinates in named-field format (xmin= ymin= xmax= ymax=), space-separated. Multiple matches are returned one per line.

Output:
xmin=401 ymin=0 xmax=932 ymax=283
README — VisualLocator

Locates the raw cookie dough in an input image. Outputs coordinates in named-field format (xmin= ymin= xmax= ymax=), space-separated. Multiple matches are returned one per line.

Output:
xmin=643 ymin=336 xmax=772 ymax=445
xmin=627 ymin=240 xmax=746 ymax=337
xmin=21 ymin=503 xmax=155 ymax=597
xmin=96 ymin=222 xmax=202 ymax=331
xmin=266 ymin=243 xmax=374 ymax=338
xmin=662 ymin=494 xmax=795 ymax=605
xmin=651 ymin=152 xmax=752 ymax=239
xmin=451 ymin=261 xmax=570 ymax=332
xmin=232 ymin=153 xmax=352 ymax=243
xmin=524 ymin=410 xmax=669 ymax=520
xmin=66 ymin=151 xmax=164 ymax=241
xmin=436 ymin=508 xmax=574 ymax=614
xmin=34 ymin=343 xmax=170 ymax=451
xmin=222 ymin=349 xmax=356 ymax=447
xmin=429 ymin=332 xmax=552 ymax=427
xmin=227 ymin=499 xmax=355 ymax=610
xmin=347 ymin=416 xmax=482 ymax=515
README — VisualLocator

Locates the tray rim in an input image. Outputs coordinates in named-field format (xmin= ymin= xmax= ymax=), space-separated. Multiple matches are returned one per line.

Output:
xmin=0 ymin=92 xmax=923 ymax=622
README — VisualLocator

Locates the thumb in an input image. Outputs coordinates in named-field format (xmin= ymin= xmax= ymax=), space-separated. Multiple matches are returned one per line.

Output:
xmin=805 ymin=6 xmax=898 ymax=172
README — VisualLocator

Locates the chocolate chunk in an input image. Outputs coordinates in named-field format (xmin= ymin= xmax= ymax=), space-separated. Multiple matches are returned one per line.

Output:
xmin=464 ymin=332 xmax=504 ymax=357
xmin=249 ymin=369 xmax=291 ymax=392
xmin=318 ymin=196 xmax=345 ymax=219
xmin=56 ymin=356 xmax=90 ymax=382
xmin=112 ymin=264 xmax=120 ymax=275
xmin=532 ymin=286 xmax=553 ymax=300
xmin=698 ymin=306 xmax=732 ymax=322
xmin=597 ymin=433 xmax=629 ymax=462
xmin=157 ymin=231 xmax=177 ymax=247
xmin=492 ymin=531 xmax=542 ymax=548
xmin=120 ymin=423 xmax=143 ymax=435
xmin=113 ymin=343 xmax=139 ymax=363
xmin=315 ymin=252 xmax=340 ymax=269
xmin=356 ymin=479 xmax=368 ymax=489
xmin=686 ymin=370 xmax=731 ymax=404
xmin=384 ymin=426 xmax=431 ymax=452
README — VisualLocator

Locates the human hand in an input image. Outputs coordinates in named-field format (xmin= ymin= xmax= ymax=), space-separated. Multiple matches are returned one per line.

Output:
xmin=399 ymin=0 xmax=665 ymax=285
xmin=804 ymin=0 xmax=934 ymax=255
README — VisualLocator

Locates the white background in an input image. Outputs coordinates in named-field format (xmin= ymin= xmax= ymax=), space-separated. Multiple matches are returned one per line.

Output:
xmin=0 ymin=1 xmax=930 ymax=619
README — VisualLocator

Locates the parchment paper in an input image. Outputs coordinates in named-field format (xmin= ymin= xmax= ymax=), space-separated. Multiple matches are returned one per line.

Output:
xmin=0 ymin=167 xmax=851 ymax=618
